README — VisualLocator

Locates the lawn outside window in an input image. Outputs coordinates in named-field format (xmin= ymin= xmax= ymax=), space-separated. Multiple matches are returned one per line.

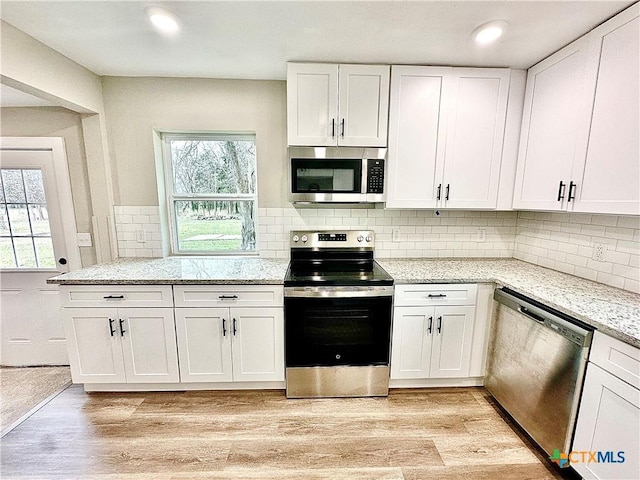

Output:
xmin=161 ymin=133 xmax=257 ymax=255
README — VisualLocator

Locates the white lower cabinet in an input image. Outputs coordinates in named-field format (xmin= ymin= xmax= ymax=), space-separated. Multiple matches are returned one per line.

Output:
xmin=174 ymin=307 xmax=284 ymax=383
xmin=572 ymin=333 xmax=640 ymax=480
xmin=390 ymin=284 xmax=481 ymax=382
xmin=62 ymin=307 xmax=179 ymax=384
xmin=391 ymin=305 xmax=475 ymax=379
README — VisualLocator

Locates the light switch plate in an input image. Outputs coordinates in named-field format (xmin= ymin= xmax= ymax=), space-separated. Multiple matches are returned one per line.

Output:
xmin=77 ymin=233 xmax=92 ymax=247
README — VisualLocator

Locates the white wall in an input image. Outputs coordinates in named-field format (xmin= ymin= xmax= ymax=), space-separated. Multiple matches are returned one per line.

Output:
xmin=101 ymin=76 xmax=287 ymax=207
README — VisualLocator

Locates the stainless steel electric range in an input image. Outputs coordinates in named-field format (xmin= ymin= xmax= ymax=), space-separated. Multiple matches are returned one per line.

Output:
xmin=283 ymin=230 xmax=394 ymax=398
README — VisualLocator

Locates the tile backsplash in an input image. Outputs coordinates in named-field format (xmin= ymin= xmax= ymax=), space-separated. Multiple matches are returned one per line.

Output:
xmin=514 ymin=212 xmax=639 ymax=293
xmin=257 ymin=207 xmax=516 ymax=259
xmin=113 ymin=206 xmax=163 ymax=258
xmin=112 ymin=204 xmax=639 ymax=294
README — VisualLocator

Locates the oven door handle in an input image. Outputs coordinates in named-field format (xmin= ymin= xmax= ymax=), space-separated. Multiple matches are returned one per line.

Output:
xmin=284 ymin=286 xmax=394 ymax=298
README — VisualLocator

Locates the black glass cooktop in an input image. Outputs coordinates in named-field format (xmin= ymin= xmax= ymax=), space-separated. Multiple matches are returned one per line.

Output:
xmin=284 ymin=260 xmax=393 ymax=287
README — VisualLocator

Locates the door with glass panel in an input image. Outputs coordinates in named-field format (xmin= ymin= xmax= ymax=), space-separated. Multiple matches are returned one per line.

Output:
xmin=1 ymin=138 xmax=79 ymax=366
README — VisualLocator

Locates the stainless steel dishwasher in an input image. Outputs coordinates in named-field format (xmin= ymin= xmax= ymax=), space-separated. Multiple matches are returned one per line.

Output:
xmin=485 ymin=287 xmax=593 ymax=461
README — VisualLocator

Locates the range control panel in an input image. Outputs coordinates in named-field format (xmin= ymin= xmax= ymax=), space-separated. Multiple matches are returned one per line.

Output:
xmin=291 ymin=230 xmax=375 ymax=249
xmin=318 ymin=233 xmax=347 ymax=242
xmin=367 ymin=159 xmax=385 ymax=194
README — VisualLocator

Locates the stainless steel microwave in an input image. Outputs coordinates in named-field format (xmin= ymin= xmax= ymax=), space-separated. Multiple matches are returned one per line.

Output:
xmin=289 ymin=147 xmax=386 ymax=203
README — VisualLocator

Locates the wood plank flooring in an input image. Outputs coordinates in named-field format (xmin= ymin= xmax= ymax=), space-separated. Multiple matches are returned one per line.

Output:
xmin=0 ymin=366 xmax=71 ymax=435
xmin=0 ymin=386 xmax=576 ymax=479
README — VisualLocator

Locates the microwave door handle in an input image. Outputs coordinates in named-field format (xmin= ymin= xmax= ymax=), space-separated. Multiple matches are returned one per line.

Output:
xmin=361 ymin=158 xmax=368 ymax=195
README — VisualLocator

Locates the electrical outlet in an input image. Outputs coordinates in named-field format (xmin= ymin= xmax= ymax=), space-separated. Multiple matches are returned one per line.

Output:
xmin=476 ymin=228 xmax=486 ymax=242
xmin=77 ymin=232 xmax=92 ymax=247
xmin=392 ymin=229 xmax=400 ymax=242
xmin=136 ymin=229 xmax=147 ymax=243
xmin=592 ymin=243 xmax=607 ymax=262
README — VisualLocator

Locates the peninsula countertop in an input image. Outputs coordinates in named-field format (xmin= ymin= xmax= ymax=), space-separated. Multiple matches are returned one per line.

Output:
xmin=48 ymin=256 xmax=639 ymax=348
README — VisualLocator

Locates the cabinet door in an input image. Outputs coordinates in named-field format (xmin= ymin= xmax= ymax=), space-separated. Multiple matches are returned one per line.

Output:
xmin=442 ymin=69 xmax=510 ymax=209
xmin=572 ymin=363 xmax=640 ymax=479
xmin=338 ymin=64 xmax=390 ymax=147
xmin=231 ymin=307 xmax=284 ymax=382
xmin=119 ymin=308 xmax=180 ymax=383
xmin=513 ymin=38 xmax=592 ymax=211
xmin=572 ymin=7 xmax=640 ymax=215
xmin=386 ymin=66 xmax=451 ymax=208
xmin=287 ymin=63 xmax=338 ymax=146
xmin=390 ymin=306 xmax=434 ymax=379
xmin=62 ymin=308 xmax=126 ymax=384
xmin=429 ymin=306 xmax=475 ymax=378
xmin=174 ymin=308 xmax=233 ymax=383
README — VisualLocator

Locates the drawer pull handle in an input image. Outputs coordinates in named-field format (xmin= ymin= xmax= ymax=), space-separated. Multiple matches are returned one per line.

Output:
xmin=222 ymin=318 xmax=227 ymax=337
xmin=119 ymin=319 xmax=126 ymax=337
xmin=437 ymin=316 xmax=442 ymax=334
xmin=427 ymin=316 xmax=433 ymax=334
xmin=104 ymin=295 xmax=124 ymax=299
xmin=219 ymin=295 xmax=239 ymax=300
xmin=108 ymin=318 xmax=116 ymax=337
xmin=428 ymin=294 xmax=447 ymax=298
xmin=233 ymin=318 xmax=237 ymax=336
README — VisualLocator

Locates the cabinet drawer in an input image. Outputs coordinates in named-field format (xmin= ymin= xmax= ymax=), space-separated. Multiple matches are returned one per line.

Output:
xmin=174 ymin=285 xmax=284 ymax=308
xmin=394 ymin=284 xmax=477 ymax=307
xmin=60 ymin=285 xmax=173 ymax=308
xmin=590 ymin=331 xmax=640 ymax=389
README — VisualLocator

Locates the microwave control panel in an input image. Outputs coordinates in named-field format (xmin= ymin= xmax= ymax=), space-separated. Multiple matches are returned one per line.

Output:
xmin=367 ymin=159 xmax=385 ymax=194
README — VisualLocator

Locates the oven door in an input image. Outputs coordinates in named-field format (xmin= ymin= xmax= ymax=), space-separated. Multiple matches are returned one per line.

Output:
xmin=284 ymin=288 xmax=393 ymax=368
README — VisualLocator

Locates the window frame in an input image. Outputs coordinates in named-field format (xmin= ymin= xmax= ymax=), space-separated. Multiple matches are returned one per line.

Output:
xmin=160 ymin=132 xmax=259 ymax=256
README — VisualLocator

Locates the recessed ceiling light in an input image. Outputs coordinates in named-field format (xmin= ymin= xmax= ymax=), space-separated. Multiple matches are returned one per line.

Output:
xmin=146 ymin=6 xmax=179 ymax=35
xmin=473 ymin=20 xmax=508 ymax=45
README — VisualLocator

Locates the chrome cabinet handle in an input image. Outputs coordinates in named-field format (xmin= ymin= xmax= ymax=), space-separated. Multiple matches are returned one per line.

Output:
xmin=108 ymin=318 xmax=116 ymax=337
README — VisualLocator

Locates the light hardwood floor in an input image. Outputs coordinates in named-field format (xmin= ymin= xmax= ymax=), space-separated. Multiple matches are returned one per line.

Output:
xmin=0 ymin=386 xmax=576 ymax=479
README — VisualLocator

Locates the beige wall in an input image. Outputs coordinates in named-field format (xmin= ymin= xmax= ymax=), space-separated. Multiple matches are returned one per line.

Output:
xmin=101 ymin=77 xmax=287 ymax=207
xmin=0 ymin=107 xmax=97 ymax=266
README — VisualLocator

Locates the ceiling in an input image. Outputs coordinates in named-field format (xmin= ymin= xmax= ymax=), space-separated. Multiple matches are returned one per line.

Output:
xmin=0 ymin=1 xmax=633 ymax=83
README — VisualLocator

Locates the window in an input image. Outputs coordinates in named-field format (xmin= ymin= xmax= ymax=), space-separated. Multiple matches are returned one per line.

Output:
xmin=0 ymin=168 xmax=56 ymax=268
xmin=162 ymin=133 xmax=257 ymax=255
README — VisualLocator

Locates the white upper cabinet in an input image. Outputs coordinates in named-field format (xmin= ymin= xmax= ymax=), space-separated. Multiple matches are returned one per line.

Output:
xmin=514 ymin=4 xmax=639 ymax=214
xmin=572 ymin=7 xmax=640 ymax=214
xmin=386 ymin=66 xmax=449 ymax=208
xmin=287 ymin=63 xmax=390 ymax=147
xmin=442 ymin=69 xmax=510 ymax=209
xmin=386 ymin=66 xmax=511 ymax=209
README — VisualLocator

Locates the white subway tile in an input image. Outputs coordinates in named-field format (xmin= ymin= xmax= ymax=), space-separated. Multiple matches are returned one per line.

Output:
xmin=612 ymin=263 xmax=639 ymax=281
xmin=616 ymin=216 xmax=640 ymax=229
xmin=586 ymin=259 xmax=613 ymax=274
xmin=624 ymin=279 xmax=640 ymax=294
xmin=596 ymin=272 xmax=626 ymax=289
xmin=590 ymin=215 xmax=618 ymax=227
xmin=604 ymin=227 xmax=635 ymax=241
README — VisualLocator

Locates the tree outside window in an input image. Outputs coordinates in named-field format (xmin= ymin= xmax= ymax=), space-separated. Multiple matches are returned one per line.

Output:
xmin=162 ymin=134 xmax=257 ymax=254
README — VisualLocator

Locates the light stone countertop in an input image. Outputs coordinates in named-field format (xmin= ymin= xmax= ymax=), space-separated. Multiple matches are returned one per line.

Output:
xmin=48 ymin=256 xmax=639 ymax=348
xmin=47 ymin=257 xmax=290 ymax=285
xmin=378 ymin=258 xmax=640 ymax=348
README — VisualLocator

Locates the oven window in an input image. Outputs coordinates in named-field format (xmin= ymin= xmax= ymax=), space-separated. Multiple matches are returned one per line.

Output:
xmin=291 ymin=159 xmax=362 ymax=193
xmin=285 ymin=296 xmax=392 ymax=367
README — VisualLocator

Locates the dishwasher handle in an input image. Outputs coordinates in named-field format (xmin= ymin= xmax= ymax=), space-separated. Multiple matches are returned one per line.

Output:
xmin=518 ymin=305 xmax=546 ymax=324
